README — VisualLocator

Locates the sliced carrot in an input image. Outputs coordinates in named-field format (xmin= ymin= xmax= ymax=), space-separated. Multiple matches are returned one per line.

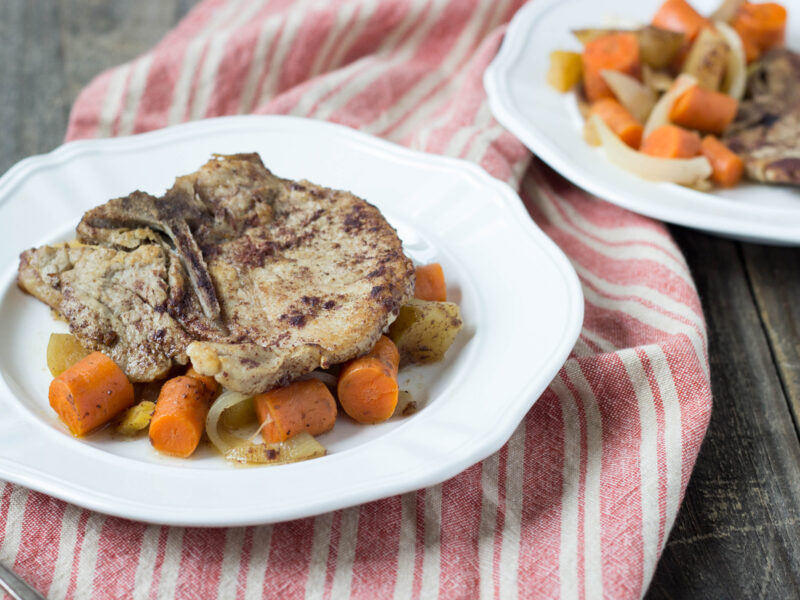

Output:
xmin=581 ymin=33 xmax=640 ymax=102
xmin=733 ymin=2 xmax=786 ymax=58
xmin=669 ymin=85 xmax=739 ymax=134
xmin=414 ymin=263 xmax=447 ymax=302
xmin=185 ymin=366 xmax=219 ymax=397
xmin=701 ymin=135 xmax=744 ymax=187
xmin=640 ymin=125 xmax=702 ymax=158
xmin=337 ymin=336 xmax=400 ymax=424
xmin=254 ymin=379 xmax=337 ymax=444
xmin=652 ymin=0 xmax=710 ymax=41
xmin=590 ymin=99 xmax=644 ymax=149
xmin=48 ymin=351 xmax=134 ymax=436
xmin=149 ymin=376 xmax=213 ymax=457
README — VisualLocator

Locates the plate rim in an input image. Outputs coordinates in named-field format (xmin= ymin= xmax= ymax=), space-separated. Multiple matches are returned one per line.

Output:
xmin=0 ymin=115 xmax=584 ymax=526
xmin=483 ymin=0 xmax=800 ymax=246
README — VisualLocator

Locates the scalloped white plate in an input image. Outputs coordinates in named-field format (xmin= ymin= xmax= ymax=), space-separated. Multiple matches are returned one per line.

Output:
xmin=0 ymin=116 xmax=582 ymax=526
xmin=484 ymin=0 xmax=800 ymax=245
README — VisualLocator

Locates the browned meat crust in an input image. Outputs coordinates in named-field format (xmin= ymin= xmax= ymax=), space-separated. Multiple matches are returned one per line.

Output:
xmin=18 ymin=154 xmax=414 ymax=394
xmin=724 ymin=49 xmax=800 ymax=185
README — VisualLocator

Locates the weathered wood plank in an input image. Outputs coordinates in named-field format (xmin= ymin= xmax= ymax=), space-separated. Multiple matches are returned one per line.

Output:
xmin=647 ymin=228 xmax=800 ymax=599
xmin=743 ymin=244 xmax=800 ymax=439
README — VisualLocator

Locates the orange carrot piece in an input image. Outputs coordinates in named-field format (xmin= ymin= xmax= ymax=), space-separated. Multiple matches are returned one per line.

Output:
xmin=669 ymin=86 xmax=739 ymax=134
xmin=254 ymin=379 xmax=337 ymax=444
xmin=701 ymin=136 xmax=744 ymax=187
xmin=149 ymin=376 xmax=213 ymax=457
xmin=337 ymin=336 xmax=400 ymax=424
xmin=590 ymin=99 xmax=644 ymax=149
xmin=185 ymin=366 xmax=219 ymax=397
xmin=734 ymin=2 xmax=787 ymax=56
xmin=48 ymin=351 xmax=134 ymax=436
xmin=640 ymin=125 xmax=702 ymax=158
xmin=414 ymin=263 xmax=447 ymax=302
xmin=652 ymin=0 xmax=710 ymax=41
xmin=581 ymin=33 xmax=640 ymax=102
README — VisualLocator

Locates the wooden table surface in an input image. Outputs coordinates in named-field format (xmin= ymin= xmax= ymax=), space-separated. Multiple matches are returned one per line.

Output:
xmin=2 ymin=1 xmax=800 ymax=597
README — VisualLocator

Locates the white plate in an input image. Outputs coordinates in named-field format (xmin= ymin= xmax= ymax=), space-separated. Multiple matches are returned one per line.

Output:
xmin=484 ymin=0 xmax=800 ymax=245
xmin=0 ymin=116 xmax=583 ymax=526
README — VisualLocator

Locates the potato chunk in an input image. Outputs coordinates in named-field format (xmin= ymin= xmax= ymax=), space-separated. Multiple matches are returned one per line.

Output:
xmin=116 ymin=401 xmax=156 ymax=436
xmin=547 ymin=51 xmax=583 ymax=92
xmin=388 ymin=298 xmax=463 ymax=365
xmin=46 ymin=333 xmax=89 ymax=377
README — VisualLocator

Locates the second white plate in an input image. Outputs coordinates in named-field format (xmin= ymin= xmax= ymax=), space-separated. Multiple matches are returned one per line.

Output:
xmin=484 ymin=0 xmax=800 ymax=245
xmin=0 ymin=115 xmax=583 ymax=526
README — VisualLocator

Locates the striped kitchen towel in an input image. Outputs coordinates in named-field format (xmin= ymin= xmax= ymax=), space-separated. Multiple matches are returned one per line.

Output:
xmin=0 ymin=0 xmax=712 ymax=598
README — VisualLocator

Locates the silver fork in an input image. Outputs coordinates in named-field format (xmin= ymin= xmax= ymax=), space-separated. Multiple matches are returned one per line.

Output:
xmin=0 ymin=561 xmax=46 ymax=600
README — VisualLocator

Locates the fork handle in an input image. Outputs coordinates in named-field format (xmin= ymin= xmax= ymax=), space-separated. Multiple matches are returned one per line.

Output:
xmin=0 ymin=561 xmax=46 ymax=600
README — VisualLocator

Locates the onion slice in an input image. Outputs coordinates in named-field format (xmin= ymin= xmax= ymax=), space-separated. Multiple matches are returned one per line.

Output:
xmin=601 ymin=70 xmax=657 ymax=122
xmin=643 ymin=74 xmax=697 ymax=140
xmin=205 ymin=390 xmax=252 ymax=454
xmin=715 ymin=21 xmax=746 ymax=101
xmin=592 ymin=115 xmax=712 ymax=185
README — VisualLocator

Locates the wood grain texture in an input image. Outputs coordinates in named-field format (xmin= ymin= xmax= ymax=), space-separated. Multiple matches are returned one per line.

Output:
xmin=647 ymin=228 xmax=800 ymax=599
xmin=2 ymin=2 xmax=800 ymax=599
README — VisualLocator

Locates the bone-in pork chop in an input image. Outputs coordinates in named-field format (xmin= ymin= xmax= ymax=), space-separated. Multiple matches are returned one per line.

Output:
xmin=18 ymin=154 xmax=414 ymax=394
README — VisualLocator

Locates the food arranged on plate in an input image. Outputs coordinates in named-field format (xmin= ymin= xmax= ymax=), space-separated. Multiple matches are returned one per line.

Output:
xmin=546 ymin=0 xmax=797 ymax=188
xmin=17 ymin=153 xmax=463 ymax=465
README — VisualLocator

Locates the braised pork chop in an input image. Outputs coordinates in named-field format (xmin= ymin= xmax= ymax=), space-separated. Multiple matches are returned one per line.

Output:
xmin=724 ymin=49 xmax=800 ymax=185
xmin=18 ymin=154 xmax=414 ymax=394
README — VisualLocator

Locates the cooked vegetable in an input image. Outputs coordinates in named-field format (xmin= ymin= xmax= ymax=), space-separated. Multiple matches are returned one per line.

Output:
xmin=149 ymin=375 xmax=213 ymax=457
xmin=643 ymin=74 xmax=697 ymax=139
xmin=49 ymin=351 xmax=135 ymax=436
xmin=652 ymin=0 xmax=710 ymax=41
xmin=640 ymin=125 xmax=702 ymax=158
xmin=642 ymin=65 xmax=675 ymax=92
xmin=592 ymin=115 xmax=712 ymax=185
xmin=572 ymin=28 xmax=618 ymax=45
xmin=395 ymin=390 xmax=417 ymax=417
xmin=46 ymin=333 xmax=89 ymax=377
xmin=255 ymin=379 xmax=337 ymax=440
xmin=715 ymin=21 xmax=747 ymax=99
xmin=220 ymin=396 xmax=257 ymax=430
xmin=710 ymin=0 xmax=746 ymax=23
xmin=414 ymin=263 xmax=447 ymax=302
xmin=600 ymin=70 xmax=656 ymax=123
xmin=206 ymin=390 xmax=252 ymax=454
xmin=637 ymin=26 xmax=686 ymax=68
xmin=185 ymin=366 xmax=219 ymax=397
xmin=669 ymin=85 xmax=738 ymax=133
xmin=681 ymin=27 xmax=731 ymax=90
xmin=547 ymin=50 xmax=583 ymax=92
xmin=701 ymin=135 xmax=744 ymax=186
xmin=590 ymin=98 xmax=644 ymax=148
xmin=337 ymin=336 xmax=400 ymax=424
xmin=582 ymin=33 xmax=640 ymax=102
xmin=225 ymin=432 xmax=326 ymax=465
xmin=116 ymin=401 xmax=156 ymax=436
xmin=388 ymin=298 xmax=463 ymax=365
xmin=733 ymin=2 xmax=787 ymax=56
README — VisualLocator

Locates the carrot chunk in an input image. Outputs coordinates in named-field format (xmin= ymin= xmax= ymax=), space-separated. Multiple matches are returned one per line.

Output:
xmin=652 ymin=0 xmax=710 ymax=41
xmin=640 ymin=124 xmax=702 ymax=158
xmin=337 ymin=336 xmax=400 ymax=424
xmin=414 ymin=263 xmax=447 ymax=302
xmin=590 ymin=99 xmax=644 ymax=149
xmin=48 ymin=351 xmax=134 ymax=436
xmin=669 ymin=86 xmax=738 ymax=134
xmin=149 ymin=376 xmax=213 ymax=457
xmin=733 ymin=2 xmax=787 ymax=59
xmin=701 ymin=136 xmax=744 ymax=187
xmin=581 ymin=33 xmax=640 ymax=102
xmin=185 ymin=366 xmax=220 ymax=397
xmin=254 ymin=379 xmax=337 ymax=444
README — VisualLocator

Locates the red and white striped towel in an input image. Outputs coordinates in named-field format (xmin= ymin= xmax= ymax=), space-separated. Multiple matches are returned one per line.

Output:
xmin=1 ymin=1 xmax=712 ymax=598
